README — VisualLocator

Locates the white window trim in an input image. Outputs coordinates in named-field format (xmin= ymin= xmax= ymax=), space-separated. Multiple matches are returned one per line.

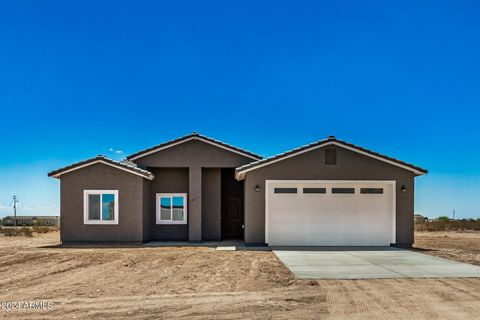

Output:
xmin=83 ymin=190 xmax=119 ymax=225
xmin=156 ymin=193 xmax=188 ymax=225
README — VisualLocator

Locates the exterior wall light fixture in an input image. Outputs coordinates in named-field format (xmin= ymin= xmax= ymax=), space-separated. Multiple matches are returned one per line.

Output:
xmin=255 ymin=185 xmax=261 ymax=192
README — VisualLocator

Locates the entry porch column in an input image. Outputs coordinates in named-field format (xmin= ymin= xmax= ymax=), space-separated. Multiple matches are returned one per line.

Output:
xmin=189 ymin=166 xmax=202 ymax=241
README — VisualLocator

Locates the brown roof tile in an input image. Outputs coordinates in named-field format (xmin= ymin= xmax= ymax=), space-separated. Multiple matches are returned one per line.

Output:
xmin=235 ymin=137 xmax=427 ymax=177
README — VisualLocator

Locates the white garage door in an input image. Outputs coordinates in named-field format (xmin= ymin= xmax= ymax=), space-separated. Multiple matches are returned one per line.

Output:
xmin=266 ymin=180 xmax=395 ymax=246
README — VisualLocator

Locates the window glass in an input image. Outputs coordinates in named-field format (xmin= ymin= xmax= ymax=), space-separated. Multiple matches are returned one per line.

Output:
xmin=160 ymin=197 xmax=171 ymax=220
xmin=88 ymin=194 xmax=101 ymax=220
xmin=274 ymin=188 xmax=297 ymax=194
xmin=303 ymin=188 xmax=326 ymax=194
xmin=360 ymin=188 xmax=384 ymax=194
xmin=172 ymin=196 xmax=184 ymax=221
xmin=102 ymin=194 xmax=115 ymax=220
xmin=332 ymin=188 xmax=355 ymax=194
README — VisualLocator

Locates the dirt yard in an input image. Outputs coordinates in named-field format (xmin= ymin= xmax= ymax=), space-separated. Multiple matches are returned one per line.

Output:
xmin=414 ymin=231 xmax=480 ymax=266
xmin=0 ymin=232 xmax=479 ymax=319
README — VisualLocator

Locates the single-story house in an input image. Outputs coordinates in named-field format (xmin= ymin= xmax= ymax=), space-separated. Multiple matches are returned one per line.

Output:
xmin=414 ymin=214 xmax=428 ymax=223
xmin=3 ymin=216 xmax=59 ymax=226
xmin=48 ymin=132 xmax=427 ymax=247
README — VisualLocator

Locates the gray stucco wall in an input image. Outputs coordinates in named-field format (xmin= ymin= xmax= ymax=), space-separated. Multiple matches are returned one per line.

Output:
xmin=202 ymin=168 xmax=221 ymax=240
xmin=134 ymin=139 xmax=257 ymax=168
xmin=142 ymin=179 xmax=151 ymax=242
xmin=60 ymin=163 xmax=145 ymax=243
xmin=135 ymin=139 xmax=256 ymax=241
xmin=243 ymin=145 xmax=415 ymax=246
xmin=148 ymin=168 xmax=189 ymax=240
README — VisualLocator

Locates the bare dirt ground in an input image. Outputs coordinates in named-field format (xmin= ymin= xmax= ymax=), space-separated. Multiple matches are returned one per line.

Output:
xmin=414 ymin=231 xmax=480 ymax=266
xmin=0 ymin=232 xmax=479 ymax=319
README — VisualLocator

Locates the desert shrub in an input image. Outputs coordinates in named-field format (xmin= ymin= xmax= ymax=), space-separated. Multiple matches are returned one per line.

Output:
xmin=39 ymin=226 xmax=51 ymax=233
xmin=2 ymin=227 xmax=33 ymax=237
xmin=3 ymin=228 xmax=19 ymax=236
xmin=415 ymin=220 xmax=480 ymax=232
xmin=21 ymin=227 xmax=33 ymax=237
xmin=437 ymin=216 xmax=450 ymax=222
xmin=34 ymin=226 xmax=52 ymax=234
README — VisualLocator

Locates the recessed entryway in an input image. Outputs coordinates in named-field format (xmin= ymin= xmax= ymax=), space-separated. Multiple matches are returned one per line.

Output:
xmin=221 ymin=168 xmax=244 ymax=240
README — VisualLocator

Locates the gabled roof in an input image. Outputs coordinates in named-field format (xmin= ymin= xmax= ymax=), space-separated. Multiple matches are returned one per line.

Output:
xmin=235 ymin=136 xmax=428 ymax=180
xmin=126 ymin=132 xmax=262 ymax=161
xmin=48 ymin=155 xmax=155 ymax=180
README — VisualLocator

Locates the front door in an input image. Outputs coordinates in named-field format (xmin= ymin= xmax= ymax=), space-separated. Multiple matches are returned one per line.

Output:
xmin=221 ymin=198 xmax=243 ymax=239
xmin=221 ymin=168 xmax=244 ymax=240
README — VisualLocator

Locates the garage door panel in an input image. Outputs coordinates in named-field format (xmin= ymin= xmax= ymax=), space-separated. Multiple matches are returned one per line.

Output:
xmin=267 ymin=181 xmax=395 ymax=246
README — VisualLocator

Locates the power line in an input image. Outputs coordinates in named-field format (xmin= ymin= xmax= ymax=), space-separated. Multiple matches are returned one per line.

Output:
xmin=12 ymin=196 xmax=19 ymax=227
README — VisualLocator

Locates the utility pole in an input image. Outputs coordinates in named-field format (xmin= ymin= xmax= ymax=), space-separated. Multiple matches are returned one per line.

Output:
xmin=453 ymin=209 xmax=455 ymax=221
xmin=12 ymin=196 xmax=19 ymax=227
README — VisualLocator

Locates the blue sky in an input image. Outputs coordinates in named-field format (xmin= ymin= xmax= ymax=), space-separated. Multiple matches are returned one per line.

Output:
xmin=0 ymin=1 xmax=479 ymax=219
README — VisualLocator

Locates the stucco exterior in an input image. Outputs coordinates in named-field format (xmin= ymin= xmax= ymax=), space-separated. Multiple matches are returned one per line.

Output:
xmin=202 ymin=168 xmax=221 ymax=240
xmin=50 ymin=133 xmax=425 ymax=246
xmin=148 ymin=168 xmax=189 ymax=240
xmin=242 ymin=145 xmax=415 ymax=246
xmin=60 ymin=163 xmax=145 ymax=243
xmin=134 ymin=139 xmax=257 ymax=241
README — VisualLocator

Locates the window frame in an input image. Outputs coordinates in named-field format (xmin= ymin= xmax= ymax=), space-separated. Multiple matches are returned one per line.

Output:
xmin=83 ymin=190 xmax=119 ymax=225
xmin=156 ymin=193 xmax=188 ymax=225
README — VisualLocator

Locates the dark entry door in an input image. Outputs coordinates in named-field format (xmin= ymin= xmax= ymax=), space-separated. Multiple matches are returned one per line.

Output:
xmin=221 ymin=168 xmax=244 ymax=240
xmin=221 ymin=198 xmax=243 ymax=239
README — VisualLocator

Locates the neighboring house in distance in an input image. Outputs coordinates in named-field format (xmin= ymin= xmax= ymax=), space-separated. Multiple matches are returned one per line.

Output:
xmin=48 ymin=132 xmax=427 ymax=247
xmin=3 ymin=216 xmax=59 ymax=226
xmin=414 ymin=214 xmax=428 ymax=223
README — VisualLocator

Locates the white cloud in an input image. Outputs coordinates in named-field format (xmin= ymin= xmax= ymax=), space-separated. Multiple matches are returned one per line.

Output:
xmin=109 ymin=148 xmax=124 ymax=155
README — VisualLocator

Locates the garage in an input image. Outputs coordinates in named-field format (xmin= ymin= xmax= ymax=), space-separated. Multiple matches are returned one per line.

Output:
xmin=266 ymin=180 xmax=395 ymax=246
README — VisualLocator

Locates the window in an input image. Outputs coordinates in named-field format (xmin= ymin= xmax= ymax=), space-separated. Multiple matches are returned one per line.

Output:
xmin=332 ymin=188 xmax=355 ymax=194
xmin=156 ymin=193 xmax=187 ymax=224
xmin=325 ymin=148 xmax=337 ymax=165
xmin=83 ymin=190 xmax=118 ymax=224
xmin=274 ymin=188 xmax=297 ymax=194
xmin=360 ymin=188 xmax=384 ymax=194
xmin=303 ymin=188 xmax=326 ymax=194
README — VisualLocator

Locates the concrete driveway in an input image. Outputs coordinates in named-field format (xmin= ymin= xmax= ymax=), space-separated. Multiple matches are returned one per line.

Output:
xmin=273 ymin=248 xmax=480 ymax=279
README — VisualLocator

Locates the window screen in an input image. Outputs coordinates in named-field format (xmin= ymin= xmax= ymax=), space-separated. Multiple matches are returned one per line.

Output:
xmin=157 ymin=194 xmax=187 ymax=224
xmin=84 ymin=190 xmax=118 ymax=224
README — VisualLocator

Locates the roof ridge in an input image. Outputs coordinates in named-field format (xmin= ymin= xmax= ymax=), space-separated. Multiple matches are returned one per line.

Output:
xmin=126 ymin=132 xmax=262 ymax=160
xmin=48 ymin=155 xmax=154 ymax=179
xmin=235 ymin=138 xmax=330 ymax=172
xmin=235 ymin=137 xmax=427 ymax=177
